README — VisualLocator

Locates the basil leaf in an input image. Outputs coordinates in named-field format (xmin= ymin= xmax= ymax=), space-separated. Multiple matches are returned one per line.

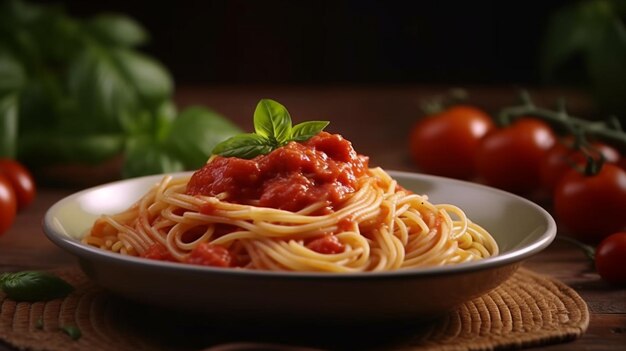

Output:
xmin=67 ymin=49 xmax=136 ymax=132
xmin=540 ymin=3 xmax=588 ymax=81
xmin=0 ymin=271 xmax=74 ymax=302
xmin=0 ymin=0 xmax=45 ymax=24
xmin=118 ymin=100 xmax=175 ymax=139
xmin=0 ymin=53 xmax=25 ymax=96
xmin=154 ymin=100 xmax=177 ymax=141
xmin=253 ymin=99 xmax=292 ymax=143
xmin=541 ymin=0 xmax=626 ymax=112
xmin=0 ymin=93 xmax=18 ymax=158
xmin=88 ymin=13 xmax=148 ymax=48
xmin=166 ymin=106 xmax=242 ymax=168
xmin=111 ymin=48 xmax=172 ymax=107
xmin=291 ymin=121 xmax=329 ymax=141
xmin=60 ymin=325 xmax=82 ymax=340
xmin=68 ymin=48 xmax=172 ymax=133
xmin=213 ymin=134 xmax=272 ymax=159
xmin=15 ymin=78 xmax=59 ymax=133
xmin=122 ymin=135 xmax=184 ymax=178
xmin=18 ymin=132 xmax=125 ymax=165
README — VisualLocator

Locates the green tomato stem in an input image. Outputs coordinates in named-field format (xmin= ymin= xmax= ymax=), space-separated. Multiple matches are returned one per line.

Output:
xmin=557 ymin=235 xmax=596 ymax=263
xmin=498 ymin=99 xmax=626 ymax=148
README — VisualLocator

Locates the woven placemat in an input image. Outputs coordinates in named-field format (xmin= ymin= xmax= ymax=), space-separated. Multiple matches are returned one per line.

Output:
xmin=0 ymin=267 xmax=588 ymax=351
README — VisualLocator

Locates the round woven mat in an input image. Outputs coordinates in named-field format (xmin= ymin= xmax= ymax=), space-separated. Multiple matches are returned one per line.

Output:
xmin=0 ymin=267 xmax=588 ymax=351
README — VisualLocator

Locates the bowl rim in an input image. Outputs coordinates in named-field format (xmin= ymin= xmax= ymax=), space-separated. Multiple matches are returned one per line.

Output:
xmin=43 ymin=170 xmax=557 ymax=281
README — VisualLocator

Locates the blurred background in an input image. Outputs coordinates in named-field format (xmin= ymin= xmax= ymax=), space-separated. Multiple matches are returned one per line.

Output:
xmin=37 ymin=0 xmax=577 ymax=86
xmin=1 ymin=0 xmax=625 ymax=182
xmin=30 ymin=0 xmax=626 ymax=114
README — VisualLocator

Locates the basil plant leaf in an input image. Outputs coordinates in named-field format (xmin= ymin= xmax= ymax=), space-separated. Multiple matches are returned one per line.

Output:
xmin=88 ymin=13 xmax=149 ymax=48
xmin=253 ymin=99 xmax=292 ymax=143
xmin=154 ymin=100 xmax=177 ymax=141
xmin=166 ymin=106 xmax=242 ymax=169
xmin=0 ymin=271 xmax=74 ymax=302
xmin=68 ymin=47 xmax=172 ymax=134
xmin=112 ymin=48 xmax=172 ymax=106
xmin=67 ymin=49 xmax=136 ymax=132
xmin=61 ymin=325 xmax=82 ymax=340
xmin=18 ymin=132 xmax=125 ymax=165
xmin=0 ymin=94 xmax=18 ymax=158
xmin=540 ymin=3 xmax=589 ymax=81
xmin=0 ymin=53 xmax=26 ymax=96
xmin=122 ymin=135 xmax=184 ymax=178
xmin=213 ymin=133 xmax=272 ymax=159
xmin=291 ymin=121 xmax=329 ymax=141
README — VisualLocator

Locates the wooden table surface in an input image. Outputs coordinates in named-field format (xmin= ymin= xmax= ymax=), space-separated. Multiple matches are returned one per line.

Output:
xmin=1 ymin=86 xmax=624 ymax=350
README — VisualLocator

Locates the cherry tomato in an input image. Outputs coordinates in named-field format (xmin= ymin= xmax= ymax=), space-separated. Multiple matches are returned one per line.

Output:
xmin=0 ymin=174 xmax=17 ymax=235
xmin=409 ymin=105 xmax=495 ymax=179
xmin=595 ymin=232 xmax=626 ymax=285
xmin=540 ymin=139 xmax=620 ymax=194
xmin=554 ymin=164 xmax=626 ymax=243
xmin=0 ymin=159 xmax=36 ymax=211
xmin=618 ymin=157 xmax=626 ymax=172
xmin=475 ymin=118 xmax=556 ymax=194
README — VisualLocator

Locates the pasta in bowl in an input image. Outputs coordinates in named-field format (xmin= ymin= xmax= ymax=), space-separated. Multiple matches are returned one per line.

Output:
xmin=44 ymin=168 xmax=554 ymax=321
xmin=43 ymin=99 xmax=555 ymax=321
xmin=83 ymin=132 xmax=498 ymax=273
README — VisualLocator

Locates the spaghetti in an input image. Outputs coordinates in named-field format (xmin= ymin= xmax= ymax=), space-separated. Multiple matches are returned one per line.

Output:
xmin=84 ymin=132 xmax=498 ymax=272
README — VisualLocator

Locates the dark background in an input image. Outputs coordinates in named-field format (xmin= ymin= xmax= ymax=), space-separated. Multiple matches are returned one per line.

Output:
xmin=44 ymin=0 xmax=574 ymax=87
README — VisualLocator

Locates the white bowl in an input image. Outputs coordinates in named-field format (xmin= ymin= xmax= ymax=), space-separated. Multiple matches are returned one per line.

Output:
xmin=43 ymin=171 xmax=556 ymax=322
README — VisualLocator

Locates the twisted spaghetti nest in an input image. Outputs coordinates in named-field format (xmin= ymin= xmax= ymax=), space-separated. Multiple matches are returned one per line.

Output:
xmin=84 ymin=168 xmax=498 ymax=272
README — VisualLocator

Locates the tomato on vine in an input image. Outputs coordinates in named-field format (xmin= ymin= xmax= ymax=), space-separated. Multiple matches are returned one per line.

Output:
xmin=0 ymin=174 xmax=17 ymax=236
xmin=409 ymin=105 xmax=495 ymax=180
xmin=540 ymin=138 xmax=620 ymax=194
xmin=554 ymin=164 xmax=626 ymax=243
xmin=595 ymin=232 xmax=626 ymax=286
xmin=475 ymin=118 xmax=556 ymax=194
xmin=0 ymin=159 xmax=36 ymax=211
xmin=618 ymin=157 xmax=626 ymax=172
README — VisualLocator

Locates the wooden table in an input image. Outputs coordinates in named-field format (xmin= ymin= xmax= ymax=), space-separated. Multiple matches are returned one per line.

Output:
xmin=1 ymin=86 xmax=624 ymax=350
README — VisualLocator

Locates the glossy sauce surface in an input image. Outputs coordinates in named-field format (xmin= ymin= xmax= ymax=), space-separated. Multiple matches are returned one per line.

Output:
xmin=187 ymin=132 xmax=369 ymax=212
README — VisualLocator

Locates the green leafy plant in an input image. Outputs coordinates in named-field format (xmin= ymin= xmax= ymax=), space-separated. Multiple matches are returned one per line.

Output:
xmin=542 ymin=0 xmax=626 ymax=115
xmin=60 ymin=325 xmax=82 ymax=340
xmin=0 ymin=271 xmax=74 ymax=302
xmin=0 ymin=0 xmax=241 ymax=178
xmin=212 ymin=99 xmax=329 ymax=159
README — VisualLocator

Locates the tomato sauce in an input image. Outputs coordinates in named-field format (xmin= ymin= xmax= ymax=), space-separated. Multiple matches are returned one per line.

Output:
xmin=306 ymin=234 xmax=345 ymax=254
xmin=186 ymin=243 xmax=234 ymax=267
xmin=187 ymin=132 xmax=369 ymax=212
xmin=141 ymin=243 xmax=175 ymax=261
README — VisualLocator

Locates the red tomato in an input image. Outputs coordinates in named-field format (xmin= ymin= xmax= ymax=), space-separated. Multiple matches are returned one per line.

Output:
xmin=0 ymin=174 xmax=17 ymax=235
xmin=618 ymin=157 xmax=626 ymax=172
xmin=540 ymin=139 xmax=620 ymax=194
xmin=0 ymin=159 xmax=36 ymax=211
xmin=475 ymin=118 xmax=556 ymax=194
xmin=554 ymin=164 xmax=626 ymax=243
xmin=409 ymin=105 xmax=495 ymax=179
xmin=595 ymin=232 xmax=626 ymax=285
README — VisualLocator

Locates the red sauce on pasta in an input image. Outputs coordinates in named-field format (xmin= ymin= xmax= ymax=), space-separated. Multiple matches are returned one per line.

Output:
xmin=187 ymin=132 xmax=369 ymax=212
xmin=186 ymin=243 xmax=234 ymax=267
xmin=142 ymin=243 xmax=175 ymax=261
xmin=306 ymin=234 xmax=345 ymax=254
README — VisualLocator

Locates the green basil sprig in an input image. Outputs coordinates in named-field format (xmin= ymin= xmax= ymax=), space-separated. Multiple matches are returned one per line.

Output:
xmin=61 ymin=325 xmax=82 ymax=340
xmin=0 ymin=271 xmax=74 ymax=302
xmin=212 ymin=99 xmax=329 ymax=159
